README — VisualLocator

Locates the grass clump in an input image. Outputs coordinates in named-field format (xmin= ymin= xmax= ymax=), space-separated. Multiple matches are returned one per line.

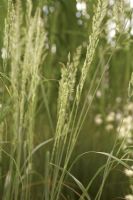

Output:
xmin=1 ymin=1 xmax=46 ymax=199
xmin=0 ymin=0 xmax=133 ymax=199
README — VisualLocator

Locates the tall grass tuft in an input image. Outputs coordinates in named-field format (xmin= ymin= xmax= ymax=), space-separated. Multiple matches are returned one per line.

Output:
xmin=1 ymin=0 xmax=46 ymax=199
xmin=0 ymin=0 xmax=133 ymax=199
xmin=49 ymin=0 xmax=108 ymax=199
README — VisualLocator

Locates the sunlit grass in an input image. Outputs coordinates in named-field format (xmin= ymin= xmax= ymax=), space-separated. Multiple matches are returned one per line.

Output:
xmin=0 ymin=0 xmax=133 ymax=199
